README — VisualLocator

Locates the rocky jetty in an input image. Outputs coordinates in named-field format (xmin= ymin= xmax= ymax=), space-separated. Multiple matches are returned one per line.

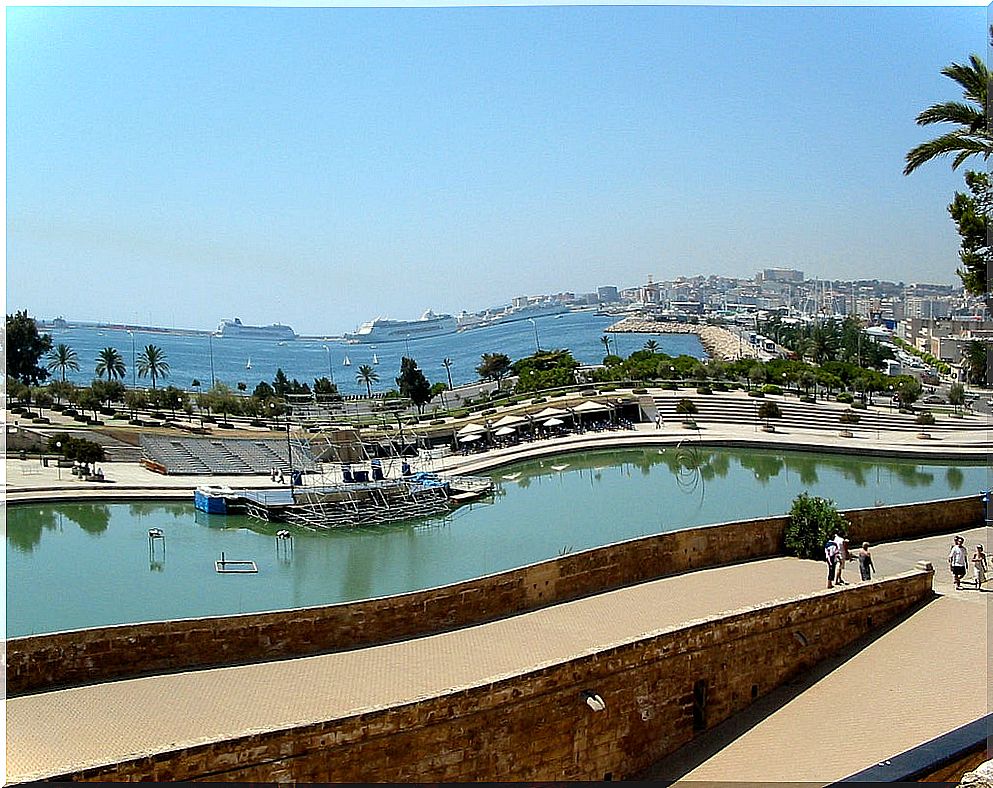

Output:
xmin=606 ymin=317 xmax=759 ymax=361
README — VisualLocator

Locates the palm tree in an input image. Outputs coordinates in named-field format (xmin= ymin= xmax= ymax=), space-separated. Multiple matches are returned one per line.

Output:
xmin=46 ymin=343 xmax=79 ymax=382
xmin=442 ymin=358 xmax=454 ymax=390
xmin=94 ymin=347 xmax=126 ymax=381
xmin=905 ymin=54 xmax=993 ymax=175
xmin=136 ymin=344 xmax=170 ymax=389
xmin=600 ymin=335 xmax=612 ymax=357
xmin=356 ymin=364 xmax=379 ymax=398
xmin=643 ymin=339 xmax=659 ymax=354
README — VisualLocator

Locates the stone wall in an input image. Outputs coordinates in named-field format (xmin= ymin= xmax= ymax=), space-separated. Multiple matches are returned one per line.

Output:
xmin=56 ymin=570 xmax=933 ymax=782
xmin=8 ymin=495 xmax=980 ymax=697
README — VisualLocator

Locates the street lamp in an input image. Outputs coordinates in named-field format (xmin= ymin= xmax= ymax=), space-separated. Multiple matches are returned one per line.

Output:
xmin=208 ymin=334 xmax=216 ymax=388
xmin=322 ymin=345 xmax=335 ymax=384
xmin=55 ymin=441 xmax=62 ymax=480
xmin=528 ymin=318 xmax=540 ymax=353
xmin=127 ymin=330 xmax=136 ymax=389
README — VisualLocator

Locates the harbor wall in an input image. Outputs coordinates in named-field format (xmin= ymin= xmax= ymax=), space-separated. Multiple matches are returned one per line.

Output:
xmin=7 ymin=495 xmax=979 ymax=696
xmin=54 ymin=571 xmax=933 ymax=782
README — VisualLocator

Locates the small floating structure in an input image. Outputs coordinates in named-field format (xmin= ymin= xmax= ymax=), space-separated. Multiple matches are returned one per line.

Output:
xmin=194 ymin=485 xmax=243 ymax=515
xmin=215 ymin=552 xmax=258 ymax=574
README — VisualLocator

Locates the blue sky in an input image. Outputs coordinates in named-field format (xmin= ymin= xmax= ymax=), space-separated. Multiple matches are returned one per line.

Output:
xmin=6 ymin=4 xmax=987 ymax=334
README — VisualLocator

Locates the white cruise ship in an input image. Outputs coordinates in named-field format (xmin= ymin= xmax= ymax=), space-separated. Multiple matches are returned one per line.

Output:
xmin=215 ymin=318 xmax=297 ymax=341
xmin=344 ymin=310 xmax=458 ymax=344
xmin=457 ymin=299 xmax=568 ymax=330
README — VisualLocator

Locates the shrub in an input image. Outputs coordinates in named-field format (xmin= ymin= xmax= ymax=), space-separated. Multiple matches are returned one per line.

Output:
xmin=451 ymin=409 xmax=469 ymax=419
xmin=481 ymin=408 xmax=496 ymax=416
xmin=916 ymin=411 xmax=936 ymax=425
xmin=760 ymin=384 xmax=782 ymax=395
xmin=531 ymin=397 xmax=547 ymax=404
xmin=551 ymin=390 xmax=568 ymax=398
xmin=748 ymin=390 xmax=765 ymax=398
xmin=662 ymin=383 xmax=677 ymax=391
xmin=632 ymin=387 xmax=649 ymax=394
xmin=784 ymin=493 xmax=847 ymax=560
xmin=599 ymin=385 xmax=617 ymax=392
xmin=839 ymin=410 xmax=861 ymax=424
xmin=696 ymin=385 xmax=712 ymax=395
xmin=675 ymin=398 xmax=697 ymax=416
xmin=836 ymin=392 xmax=854 ymax=404
xmin=799 ymin=395 xmax=815 ymax=404
xmin=430 ymin=419 xmax=445 ymax=425
xmin=712 ymin=382 xmax=729 ymax=392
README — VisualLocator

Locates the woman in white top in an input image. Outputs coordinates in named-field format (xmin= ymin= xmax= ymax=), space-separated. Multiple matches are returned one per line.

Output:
xmin=972 ymin=544 xmax=987 ymax=589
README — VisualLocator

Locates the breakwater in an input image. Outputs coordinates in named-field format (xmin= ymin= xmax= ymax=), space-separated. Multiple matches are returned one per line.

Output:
xmin=606 ymin=317 xmax=760 ymax=361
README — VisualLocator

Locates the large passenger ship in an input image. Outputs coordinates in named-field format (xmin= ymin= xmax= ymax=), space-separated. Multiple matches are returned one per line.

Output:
xmin=215 ymin=317 xmax=297 ymax=341
xmin=344 ymin=310 xmax=458 ymax=344
xmin=457 ymin=299 xmax=569 ymax=331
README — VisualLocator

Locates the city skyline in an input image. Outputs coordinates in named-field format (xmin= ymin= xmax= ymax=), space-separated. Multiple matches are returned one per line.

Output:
xmin=6 ymin=4 xmax=985 ymax=334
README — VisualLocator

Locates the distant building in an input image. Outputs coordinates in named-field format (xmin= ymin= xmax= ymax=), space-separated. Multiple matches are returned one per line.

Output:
xmin=597 ymin=285 xmax=619 ymax=303
xmin=904 ymin=297 xmax=951 ymax=320
xmin=759 ymin=268 xmax=804 ymax=283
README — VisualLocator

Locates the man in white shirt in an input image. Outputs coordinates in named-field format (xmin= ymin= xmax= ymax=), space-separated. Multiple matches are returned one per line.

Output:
xmin=948 ymin=535 xmax=968 ymax=590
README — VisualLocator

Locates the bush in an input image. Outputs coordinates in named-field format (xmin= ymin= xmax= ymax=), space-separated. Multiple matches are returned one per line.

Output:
xmin=632 ymin=387 xmax=649 ymax=395
xmin=839 ymin=410 xmax=861 ymax=424
xmin=551 ymin=390 xmax=568 ymax=398
xmin=748 ymin=390 xmax=765 ymax=398
xmin=784 ymin=493 xmax=847 ymax=560
xmin=851 ymin=400 xmax=867 ymax=410
xmin=531 ymin=397 xmax=547 ymax=404
xmin=799 ymin=395 xmax=815 ymax=404
xmin=599 ymin=385 xmax=617 ymax=392
xmin=696 ymin=385 xmax=713 ymax=395
xmin=916 ymin=411 xmax=936 ymax=425
xmin=836 ymin=392 xmax=854 ymax=404
xmin=760 ymin=384 xmax=782 ymax=395
xmin=712 ymin=382 xmax=728 ymax=392
xmin=430 ymin=419 xmax=445 ymax=425
xmin=481 ymin=408 xmax=496 ymax=416
xmin=675 ymin=398 xmax=697 ymax=416
xmin=451 ymin=409 xmax=469 ymax=419
xmin=662 ymin=382 xmax=678 ymax=391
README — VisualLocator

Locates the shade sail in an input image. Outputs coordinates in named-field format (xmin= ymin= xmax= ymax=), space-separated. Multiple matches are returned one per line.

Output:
xmin=572 ymin=400 xmax=610 ymax=413
xmin=458 ymin=433 xmax=482 ymax=442
xmin=531 ymin=406 xmax=567 ymax=420
xmin=543 ymin=417 xmax=565 ymax=427
xmin=491 ymin=414 xmax=525 ymax=428
xmin=494 ymin=426 xmax=517 ymax=436
xmin=456 ymin=422 xmax=487 ymax=437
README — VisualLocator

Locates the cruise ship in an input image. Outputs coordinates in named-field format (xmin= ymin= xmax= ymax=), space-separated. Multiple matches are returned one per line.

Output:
xmin=344 ymin=310 xmax=458 ymax=344
xmin=457 ymin=299 xmax=569 ymax=330
xmin=215 ymin=318 xmax=297 ymax=341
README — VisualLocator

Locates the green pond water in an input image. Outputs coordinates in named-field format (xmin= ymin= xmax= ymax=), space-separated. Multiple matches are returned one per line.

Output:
xmin=7 ymin=447 xmax=990 ymax=637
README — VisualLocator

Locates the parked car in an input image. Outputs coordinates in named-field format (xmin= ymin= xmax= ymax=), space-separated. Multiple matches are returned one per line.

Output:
xmin=922 ymin=394 xmax=945 ymax=404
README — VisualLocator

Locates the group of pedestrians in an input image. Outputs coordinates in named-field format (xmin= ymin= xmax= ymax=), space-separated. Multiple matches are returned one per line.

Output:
xmin=825 ymin=533 xmax=874 ymax=588
xmin=948 ymin=535 xmax=987 ymax=590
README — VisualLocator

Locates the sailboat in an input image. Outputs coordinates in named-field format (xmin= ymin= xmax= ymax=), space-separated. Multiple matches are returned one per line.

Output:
xmin=246 ymin=357 xmax=252 ymax=370
xmin=372 ymin=353 xmax=379 ymax=365
xmin=343 ymin=355 xmax=351 ymax=367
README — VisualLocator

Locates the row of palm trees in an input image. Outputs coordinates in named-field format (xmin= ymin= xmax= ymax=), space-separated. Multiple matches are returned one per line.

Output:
xmin=354 ymin=357 xmax=455 ymax=398
xmin=46 ymin=343 xmax=171 ymax=388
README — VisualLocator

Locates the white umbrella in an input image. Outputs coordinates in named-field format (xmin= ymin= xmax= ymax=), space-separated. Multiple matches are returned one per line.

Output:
xmin=494 ymin=426 xmax=517 ymax=436
xmin=492 ymin=414 xmax=525 ymax=428
xmin=544 ymin=417 xmax=565 ymax=427
xmin=531 ymin=406 xmax=567 ymax=420
xmin=458 ymin=433 xmax=482 ymax=442
xmin=572 ymin=400 xmax=609 ymax=413
xmin=456 ymin=422 xmax=487 ymax=437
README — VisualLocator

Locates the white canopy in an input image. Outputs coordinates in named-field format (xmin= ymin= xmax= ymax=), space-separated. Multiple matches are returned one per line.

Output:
xmin=456 ymin=422 xmax=487 ymax=437
xmin=572 ymin=400 xmax=610 ymax=413
xmin=494 ymin=426 xmax=517 ymax=436
xmin=544 ymin=417 xmax=565 ymax=427
xmin=491 ymin=414 xmax=525 ymax=428
xmin=458 ymin=433 xmax=483 ymax=442
xmin=531 ymin=406 xmax=568 ymax=420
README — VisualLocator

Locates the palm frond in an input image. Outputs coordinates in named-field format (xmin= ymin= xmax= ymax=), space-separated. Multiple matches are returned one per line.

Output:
xmin=941 ymin=55 xmax=989 ymax=104
xmin=904 ymin=130 xmax=993 ymax=175
xmin=916 ymin=101 xmax=985 ymax=128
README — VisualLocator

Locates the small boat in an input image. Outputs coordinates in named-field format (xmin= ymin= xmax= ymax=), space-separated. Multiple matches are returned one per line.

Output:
xmin=343 ymin=355 xmax=351 ymax=367
xmin=502 ymin=472 xmax=522 ymax=481
xmin=372 ymin=353 xmax=379 ymax=365
xmin=246 ymin=357 xmax=252 ymax=370
xmin=551 ymin=464 xmax=570 ymax=472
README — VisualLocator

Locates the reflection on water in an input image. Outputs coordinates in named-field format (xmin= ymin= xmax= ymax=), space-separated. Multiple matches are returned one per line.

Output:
xmin=6 ymin=448 xmax=990 ymax=637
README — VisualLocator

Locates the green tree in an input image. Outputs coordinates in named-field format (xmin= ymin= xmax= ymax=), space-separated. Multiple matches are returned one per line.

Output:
xmin=46 ymin=343 xmax=79 ymax=382
xmin=6 ymin=310 xmax=52 ymax=385
xmin=477 ymin=352 xmax=512 ymax=382
xmin=896 ymin=376 xmax=923 ymax=409
xmin=253 ymin=380 xmax=275 ymax=399
xmin=804 ymin=324 xmax=840 ymax=365
xmin=904 ymin=54 xmax=992 ymax=175
xmin=91 ymin=378 xmax=125 ymax=408
xmin=784 ymin=493 xmax=847 ymax=560
xmin=272 ymin=368 xmax=290 ymax=397
xmin=396 ymin=356 xmax=432 ymax=413
xmin=757 ymin=400 xmax=782 ymax=427
xmin=963 ymin=340 xmax=989 ymax=385
xmin=95 ymin=347 xmax=126 ymax=381
xmin=313 ymin=377 xmax=340 ymax=400
xmin=77 ymin=387 xmax=102 ymax=420
xmin=124 ymin=389 xmax=147 ymax=420
xmin=600 ymin=335 xmax=612 ymax=358
xmin=512 ymin=350 xmax=578 ymax=393
xmin=643 ymin=339 xmax=659 ymax=354
xmin=947 ymin=171 xmax=991 ymax=295
xmin=948 ymin=382 xmax=965 ymax=412
xmin=136 ymin=344 xmax=169 ymax=388
xmin=356 ymin=364 xmax=379 ymax=398
xmin=675 ymin=398 xmax=697 ymax=417
xmin=208 ymin=383 xmax=238 ymax=424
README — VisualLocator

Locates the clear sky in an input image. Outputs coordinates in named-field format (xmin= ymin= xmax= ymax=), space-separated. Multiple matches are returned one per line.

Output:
xmin=5 ymin=4 xmax=987 ymax=334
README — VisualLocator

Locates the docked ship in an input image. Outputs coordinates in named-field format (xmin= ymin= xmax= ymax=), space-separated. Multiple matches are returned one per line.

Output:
xmin=215 ymin=317 xmax=297 ymax=341
xmin=457 ymin=299 xmax=569 ymax=330
xmin=344 ymin=310 xmax=458 ymax=344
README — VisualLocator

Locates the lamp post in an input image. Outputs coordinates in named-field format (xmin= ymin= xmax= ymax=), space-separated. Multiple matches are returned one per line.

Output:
xmin=322 ymin=345 xmax=335 ymax=384
xmin=55 ymin=441 xmax=62 ymax=481
xmin=208 ymin=334 xmax=216 ymax=388
xmin=528 ymin=318 xmax=540 ymax=353
xmin=127 ymin=330 xmax=136 ymax=389
xmin=782 ymin=371 xmax=788 ymax=393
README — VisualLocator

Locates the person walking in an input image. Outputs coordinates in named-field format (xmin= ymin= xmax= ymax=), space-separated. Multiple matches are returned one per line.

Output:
xmin=948 ymin=535 xmax=968 ymax=590
xmin=833 ymin=533 xmax=851 ymax=585
xmin=825 ymin=538 xmax=841 ymax=589
xmin=972 ymin=544 xmax=987 ymax=590
xmin=857 ymin=541 xmax=874 ymax=582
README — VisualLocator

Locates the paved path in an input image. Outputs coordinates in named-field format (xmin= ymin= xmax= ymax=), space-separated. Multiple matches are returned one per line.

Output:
xmin=6 ymin=527 xmax=987 ymax=784
xmin=640 ymin=526 xmax=990 ymax=784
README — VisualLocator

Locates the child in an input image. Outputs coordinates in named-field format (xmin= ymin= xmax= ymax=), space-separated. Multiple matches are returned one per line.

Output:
xmin=972 ymin=544 xmax=987 ymax=590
